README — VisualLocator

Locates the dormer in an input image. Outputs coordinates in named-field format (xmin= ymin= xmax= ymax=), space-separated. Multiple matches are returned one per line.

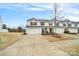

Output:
xmin=27 ymin=18 xmax=37 ymax=22
xmin=27 ymin=18 xmax=38 ymax=26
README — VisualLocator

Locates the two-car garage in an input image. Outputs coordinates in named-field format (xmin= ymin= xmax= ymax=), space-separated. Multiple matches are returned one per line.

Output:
xmin=26 ymin=27 xmax=42 ymax=34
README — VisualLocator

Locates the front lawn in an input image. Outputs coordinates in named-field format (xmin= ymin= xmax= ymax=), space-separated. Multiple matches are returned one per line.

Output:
xmin=0 ymin=32 xmax=23 ymax=50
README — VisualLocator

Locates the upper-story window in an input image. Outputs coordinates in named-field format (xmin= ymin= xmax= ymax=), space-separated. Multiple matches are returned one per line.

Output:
xmin=75 ymin=24 xmax=77 ymax=27
xmin=56 ymin=23 xmax=59 ymax=26
xmin=49 ymin=22 xmax=52 ymax=26
xmin=40 ymin=22 xmax=44 ymax=25
xmin=68 ymin=24 xmax=71 ymax=27
xmin=63 ymin=24 xmax=66 ymax=26
xmin=30 ymin=22 xmax=37 ymax=25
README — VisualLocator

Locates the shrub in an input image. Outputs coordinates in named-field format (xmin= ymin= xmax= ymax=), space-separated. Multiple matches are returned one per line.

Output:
xmin=52 ymin=33 xmax=61 ymax=38
xmin=23 ymin=32 xmax=26 ymax=35
xmin=64 ymin=30 xmax=70 ymax=33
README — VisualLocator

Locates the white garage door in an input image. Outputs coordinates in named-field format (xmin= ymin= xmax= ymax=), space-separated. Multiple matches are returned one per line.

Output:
xmin=53 ymin=27 xmax=64 ymax=34
xmin=26 ymin=27 xmax=42 ymax=34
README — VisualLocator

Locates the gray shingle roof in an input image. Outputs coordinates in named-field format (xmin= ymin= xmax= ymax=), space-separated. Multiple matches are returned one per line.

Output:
xmin=27 ymin=18 xmax=58 ymax=22
xmin=27 ymin=18 xmax=79 ymax=24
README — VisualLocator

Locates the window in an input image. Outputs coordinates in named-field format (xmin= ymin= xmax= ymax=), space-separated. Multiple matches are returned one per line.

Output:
xmin=56 ymin=23 xmax=59 ymax=26
xmin=30 ymin=22 xmax=33 ymax=25
xmin=30 ymin=22 xmax=37 ymax=25
xmin=75 ymin=24 xmax=77 ymax=27
xmin=40 ymin=22 xmax=44 ymax=25
xmin=63 ymin=24 xmax=66 ymax=26
xmin=49 ymin=22 xmax=52 ymax=26
xmin=68 ymin=24 xmax=71 ymax=27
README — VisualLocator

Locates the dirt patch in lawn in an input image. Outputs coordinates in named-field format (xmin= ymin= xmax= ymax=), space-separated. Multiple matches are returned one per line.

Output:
xmin=61 ymin=45 xmax=79 ymax=56
xmin=52 ymin=39 xmax=79 ymax=56
xmin=43 ymin=34 xmax=79 ymax=42
xmin=0 ymin=32 xmax=23 ymax=50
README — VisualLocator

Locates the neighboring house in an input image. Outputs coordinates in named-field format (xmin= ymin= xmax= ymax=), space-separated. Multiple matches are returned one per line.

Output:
xmin=26 ymin=18 xmax=79 ymax=34
xmin=0 ymin=17 xmax=2 ymax=32
xmin=0 ymin=17 xmax=8 ymax=32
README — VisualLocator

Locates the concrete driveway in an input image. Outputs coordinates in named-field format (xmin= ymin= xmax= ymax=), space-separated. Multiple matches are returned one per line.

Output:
xmin=0 ymin=35 xmax=68 ymax=56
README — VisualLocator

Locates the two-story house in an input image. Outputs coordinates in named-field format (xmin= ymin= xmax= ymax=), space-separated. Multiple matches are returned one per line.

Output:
xmin=26 ymin=18 xmax=79 ymax=34
xmin=0 ymin=17 xmax=2 ymax=32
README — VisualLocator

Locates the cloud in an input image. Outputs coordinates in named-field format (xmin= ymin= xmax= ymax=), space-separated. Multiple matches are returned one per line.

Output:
xmin=27 ymin=3 xmax=79 ymax=21
xmin=65 ymin=8 xmax=79 ymax=16
xmin=0 ymin=3 xmax=79 ymax=21
xmin=0 ymin=3 xmax=66 ymax=12
xmin=28 ymin=7 xmax=45 ymax=11
xmin=65 ymin=15 xmax=79 ymax=21
xmin=0 ymin=3 xmax=48 ymax=11
xmin=61 ymin=3 xmax=79 ymax=21
xmin=0 ymin=3 xmax=30 ymax=11
xmin=30 ymin=3 xmax=53 ymax=10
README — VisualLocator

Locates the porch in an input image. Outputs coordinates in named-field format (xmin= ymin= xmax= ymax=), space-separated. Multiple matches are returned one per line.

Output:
xmin=42 ymin=28 xmax=54 ymax=35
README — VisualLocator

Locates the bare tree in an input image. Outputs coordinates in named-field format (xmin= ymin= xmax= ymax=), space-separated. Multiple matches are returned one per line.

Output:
xmin=54 ymin=3 xmax=57 ymax=34
xmin=51 ymin=3 xmax=65 ymax=34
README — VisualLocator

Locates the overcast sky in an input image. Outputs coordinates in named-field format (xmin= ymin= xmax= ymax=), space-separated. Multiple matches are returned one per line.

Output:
xmin=0 ymin=3 xmax=79 ymax=27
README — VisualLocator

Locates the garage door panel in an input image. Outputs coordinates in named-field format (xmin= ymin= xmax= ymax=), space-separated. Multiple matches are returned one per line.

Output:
xmin=26 ymin=27 xmax=42 ymax=34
